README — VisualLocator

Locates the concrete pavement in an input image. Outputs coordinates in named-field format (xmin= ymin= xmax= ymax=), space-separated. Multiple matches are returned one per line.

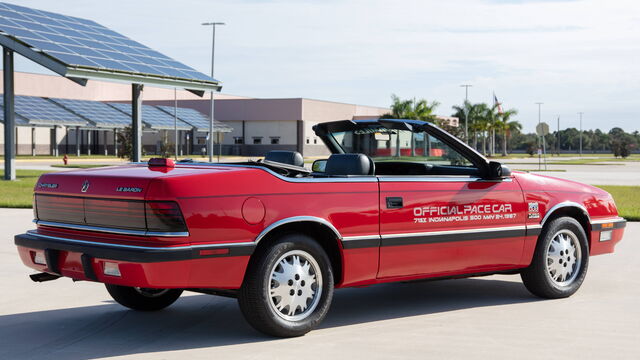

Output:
xmin=0 ymin=208 xmax=638 ymax=359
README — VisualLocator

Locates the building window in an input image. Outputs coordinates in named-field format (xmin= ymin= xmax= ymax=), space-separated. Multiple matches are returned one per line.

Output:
xmin=234 ymin=137 xmax=244 ymax=144
xmin=306 ymin=137 xmax=310 ymax=144
xmin=270 ymin=137 xmax=280 ymax=145
xmin=253 ymin=137 xmax=262 ymax=145
xmin=313 ymin=138 xmax=318 ymax=144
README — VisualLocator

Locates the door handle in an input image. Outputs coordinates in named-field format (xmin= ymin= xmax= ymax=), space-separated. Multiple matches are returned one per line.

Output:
xmin=386 ymin=197 xmax=403 ymax=209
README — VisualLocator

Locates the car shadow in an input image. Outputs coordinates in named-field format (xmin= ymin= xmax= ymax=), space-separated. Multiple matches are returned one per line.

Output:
xmin=0 ymin=277 xmax=539 ymax=359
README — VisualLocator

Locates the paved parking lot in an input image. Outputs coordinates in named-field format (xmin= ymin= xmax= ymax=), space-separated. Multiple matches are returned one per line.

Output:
xmin=1 ymin=208 xmax=638 ymax=360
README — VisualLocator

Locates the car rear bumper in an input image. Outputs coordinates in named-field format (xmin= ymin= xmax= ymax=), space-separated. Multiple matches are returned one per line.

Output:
xmin=15 ymin=231 xmax=255 ymax=289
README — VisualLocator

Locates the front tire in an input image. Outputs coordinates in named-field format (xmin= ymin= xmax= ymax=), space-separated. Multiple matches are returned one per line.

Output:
xmin=521 ymin=217 xmax=589 ymax=298
xmin=238 ymin=233 xmax=334 ymax=337
xmin=105 ymin=284 xmax=183 ymax=311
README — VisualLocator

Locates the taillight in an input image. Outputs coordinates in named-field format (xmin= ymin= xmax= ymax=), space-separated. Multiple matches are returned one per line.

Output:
xmin=145 ymin=201 xmax=187 ymax=233
xmin=35 ymin=194 xmax=188 ymax=235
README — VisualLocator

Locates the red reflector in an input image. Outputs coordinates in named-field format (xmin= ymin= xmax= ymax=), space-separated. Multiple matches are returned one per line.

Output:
xmin=199 ymin=249 xmax=229 ymax=256
xmin=148 ymin=158 xmax=175 ymax=168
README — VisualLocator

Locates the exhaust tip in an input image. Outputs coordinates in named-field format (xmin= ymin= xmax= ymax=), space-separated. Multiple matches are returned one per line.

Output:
xmin=29 ymin=272 xmax=61 ymax=282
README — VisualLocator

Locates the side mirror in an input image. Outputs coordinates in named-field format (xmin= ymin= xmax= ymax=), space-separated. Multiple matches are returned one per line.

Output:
xmin=485 ymin=161 xmax=511 ymax=179
xmin=312 ymin=159 xmax=327 ymax=173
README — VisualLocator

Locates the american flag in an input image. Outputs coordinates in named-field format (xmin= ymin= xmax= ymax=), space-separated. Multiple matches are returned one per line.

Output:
xmin=493 ymin=93 xmax=504 ymax=114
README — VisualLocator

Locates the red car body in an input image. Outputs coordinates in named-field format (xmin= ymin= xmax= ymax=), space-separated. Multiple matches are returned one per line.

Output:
xmin=15 ymin=119 xmax=625 ymax=294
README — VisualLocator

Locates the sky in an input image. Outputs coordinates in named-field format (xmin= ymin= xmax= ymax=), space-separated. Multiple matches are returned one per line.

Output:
xmin=3 ymin=0 xmax=639 ymax=133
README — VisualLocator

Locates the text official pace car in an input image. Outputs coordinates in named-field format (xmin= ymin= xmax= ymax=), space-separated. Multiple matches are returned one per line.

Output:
xmin=15 ymin=119 xmax=626 ymax=337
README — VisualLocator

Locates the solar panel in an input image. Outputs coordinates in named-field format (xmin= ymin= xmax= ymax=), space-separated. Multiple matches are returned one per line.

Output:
xmin=155 ymin=105 xmax=233 ymax=132
xmin=0 ymin=96 xmax=29 ymax=125
xmin=48 ymin=98 xmax=132 ymax=128
xmin=3 ymin=95 xmax=88 ymax=126
xmin=0 ymin=2 xmax=217 ymax=85
xmin=107 ymin=102 xmax=192 ymax=130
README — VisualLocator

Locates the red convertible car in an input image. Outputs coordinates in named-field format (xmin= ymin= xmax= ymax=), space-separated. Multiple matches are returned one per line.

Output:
xmin=15 ymin=119 xmax=626 ymax=337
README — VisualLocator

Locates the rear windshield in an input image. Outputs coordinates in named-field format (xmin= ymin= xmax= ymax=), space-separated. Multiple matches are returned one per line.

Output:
xmin=329 ymin=126 xmax=472 ymax=167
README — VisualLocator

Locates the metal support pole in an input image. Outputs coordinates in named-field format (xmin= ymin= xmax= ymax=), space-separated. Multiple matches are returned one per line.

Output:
xmin=578 ymin=112 xmax=583 ymax=157
xmin=87 ymin=129 xmax=91 ymax=156
xmin=460 ymin=84 xmax=472 ymax=142
xmin=75 ymin=126 xmax=80 ymax=157
xmin=557 ymin=116 xmax=560 ymax=155
xmin=103 ymin=131 xmax=108 ymax=156
xmin=132 ymin=84 xmax=143 ymax=162
xmin=208 ymin=25 xmax=216 ymax=163
xmin=53 ymin=126 xmax=59 ymax=156
xmin=31 ymin=126 xmax=36 ymax=156
xmin=3 ymin=47 xmax=15 ymax=180
xmin=535 ymin=102 xmax=543 ymax=171
xmin=114 ymin=128 xmax=118 ymax=157
xmin=174 ymin=88 xmax=178 ymax=160
xmin=203 ymin=22 xmax=225 ymax=162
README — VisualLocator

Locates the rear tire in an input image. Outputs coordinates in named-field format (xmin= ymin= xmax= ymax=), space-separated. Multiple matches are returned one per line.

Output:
xmin=105 ymin=284 xmax=182 ymax=311
xmin=521 ymin=217 xmax=589 ymax=298
xmin=238 ymin=233 xmax=334 ymax=337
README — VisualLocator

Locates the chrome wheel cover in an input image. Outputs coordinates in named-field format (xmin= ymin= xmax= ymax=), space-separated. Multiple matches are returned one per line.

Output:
xmin=267 ymin=250 xmax=323 ymax=322
xmin=134 ymin=287 xmax=170 ymax=298
xmin=545 ymin=229 xmax=582 ymax=287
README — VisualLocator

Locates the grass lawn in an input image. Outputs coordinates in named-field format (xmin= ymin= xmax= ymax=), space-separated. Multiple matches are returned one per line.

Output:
xmin=50 ymin=164 xmax=110 ymax=169
xmin=16 ymin=155 xmax=120 ymax=160
xmin=0 ymin=170 xmax=49 ymax=208
xmin=595 ymin=186 xmax=640 ymax=222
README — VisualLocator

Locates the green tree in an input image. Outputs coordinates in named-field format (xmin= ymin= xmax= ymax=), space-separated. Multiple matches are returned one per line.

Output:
xmin=498 ymin=109 xmax=521 ymax=156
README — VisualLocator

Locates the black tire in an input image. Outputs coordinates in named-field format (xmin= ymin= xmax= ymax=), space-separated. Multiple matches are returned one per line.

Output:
xmin=521 ymin=216 xmax=589 ymax=298
xmin=238 ymin=233 xmax=334 ymax=337
xmin=105 ymin=284 xmax=183 ymax=311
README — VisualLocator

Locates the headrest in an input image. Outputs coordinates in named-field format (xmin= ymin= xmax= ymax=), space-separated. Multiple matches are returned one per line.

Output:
xmin=264 ymin=150 xmax=304 ymax=167
xmin=325 ymin=153 xmax=374 ymax=176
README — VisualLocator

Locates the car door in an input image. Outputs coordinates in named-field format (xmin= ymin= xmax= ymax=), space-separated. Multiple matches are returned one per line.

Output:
xmin=376 ymin=132 xmax=527 ymax=279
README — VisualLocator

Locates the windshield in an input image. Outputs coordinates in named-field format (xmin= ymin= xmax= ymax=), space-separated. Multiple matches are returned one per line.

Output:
xmin=329 ymin=125 xmax=472 ymax=167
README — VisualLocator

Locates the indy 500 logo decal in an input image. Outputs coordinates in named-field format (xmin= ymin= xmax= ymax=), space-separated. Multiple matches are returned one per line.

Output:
xmin=413 ymin=204 xmax=516 ymax=223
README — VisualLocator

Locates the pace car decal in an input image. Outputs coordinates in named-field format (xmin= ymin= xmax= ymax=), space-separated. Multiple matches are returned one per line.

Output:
xmin=413 ymin=203 xmax=516 ymax=223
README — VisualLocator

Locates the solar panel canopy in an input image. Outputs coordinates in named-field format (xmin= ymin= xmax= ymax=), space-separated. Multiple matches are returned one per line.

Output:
xmin=48 ymin=98 xmax=132 ymax=128
xmin=0 ymin=2 xmax=220 ymax=92
xmin=0 ymin=96 xmax=28 ymax=125
xmin=155 ymin=105 xmax=233 ymax=133
xmin=107 ymin=102 xmax=192 ymax=130
xmin=2 ymin=95 xmax=87 ymax=126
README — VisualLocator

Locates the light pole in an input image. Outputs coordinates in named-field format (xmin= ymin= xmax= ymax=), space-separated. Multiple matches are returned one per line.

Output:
xmin=535 ymin=102 xmax=543 ymax=170
xmin=460 ymin=84 xmax=472 ymax=143
xmin=578 ymin=112 xmax=583 ymax=156
xmin=202 ymin=21 xmax=225 ymax=162
xmin=557 ymin=115 xmax=560 ymax=156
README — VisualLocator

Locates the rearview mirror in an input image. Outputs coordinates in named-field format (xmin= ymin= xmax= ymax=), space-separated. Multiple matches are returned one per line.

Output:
xmin=312 ymin=159 xmax=327 ymax=173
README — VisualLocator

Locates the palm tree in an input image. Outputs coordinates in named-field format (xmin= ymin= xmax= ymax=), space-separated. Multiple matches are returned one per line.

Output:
xmin=453 ymin=101 xmax=486 ymax=149
xmin=383 ymin=95 xmax=439 ymax=157
xmin=498 ymin=109 xmax=520 ymax=156
xmin=384 ymin=94 xmax=414 ymax=119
